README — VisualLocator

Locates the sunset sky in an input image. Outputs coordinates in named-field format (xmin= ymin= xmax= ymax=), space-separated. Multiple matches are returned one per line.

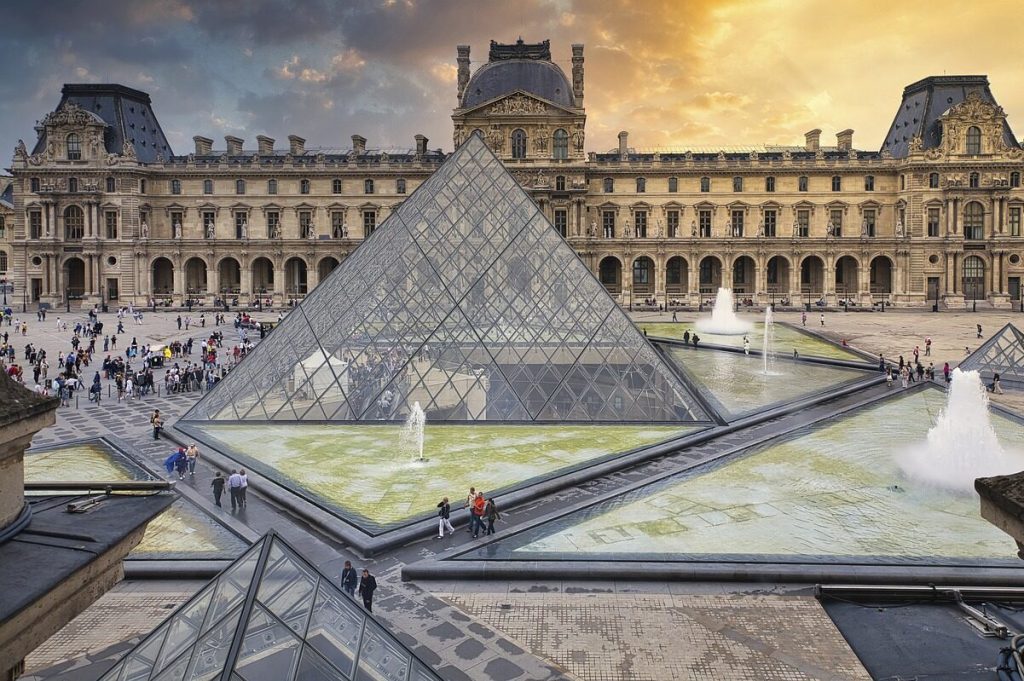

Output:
xmin=1 ymin=0 xmax=1022 ymax=161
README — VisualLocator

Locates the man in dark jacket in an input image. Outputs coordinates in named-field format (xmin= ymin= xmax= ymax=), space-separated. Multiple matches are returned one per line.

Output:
xmin=358 ymin=569 xmax=377 ymax=612
xmin=340 ymin=560 xmax=358 ymax=597
xmin=437 ymin=497 xmax=454 ymax=538
xmin=210 ymin=472 xmax=225 ymax=507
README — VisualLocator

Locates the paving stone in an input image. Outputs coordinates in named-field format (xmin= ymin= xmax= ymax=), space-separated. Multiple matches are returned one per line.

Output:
xmin=453 ymin=637 xmax=487 ymax=660
xmin=426 ymin=621 xmax=465 ymax=642
xmin=482 ymin=658 xmax=526 ymax=681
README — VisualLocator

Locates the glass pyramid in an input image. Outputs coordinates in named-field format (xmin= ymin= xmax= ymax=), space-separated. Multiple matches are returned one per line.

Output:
xmin=98 ymin=532 xmax=443 ymax=681
xmin=960 ymin=322 xmax=1024 ymax=386
xmin=183 ymin=133 xmax=707 ymax=424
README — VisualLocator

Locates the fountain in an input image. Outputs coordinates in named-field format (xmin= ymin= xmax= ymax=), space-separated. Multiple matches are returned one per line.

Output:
xmin=761 ymin=306 xmax=778 ymax=376
xmin=401 ymin=401 xmax=427 ymax=463
xmin=695 ymin=287 xmax=753 ymax=335
xmin=899 ymin=369 xmax=1024 ymax=493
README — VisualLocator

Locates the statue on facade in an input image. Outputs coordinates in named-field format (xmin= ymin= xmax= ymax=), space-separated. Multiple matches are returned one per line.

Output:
xmin=534 ymin=126 xmax=549 ymax=153
xmin=860 ymin=218 xmax=868 ymax=238
xmin=624 ymin=218 xmax=632 ymax=239
xmin=307 ymin=223 xmax=317 ymax=240
xmin=14 ymin=139 xmax=28 ymax=160
xmin=122 ymin=141 xmax=137 ymax=162
xmin=272 ymin=222 xmax=282 ymax=240
xmin=826 ymin=220 xmax=835 ymax=238
xmin=174 ymin=221 xmax=182 ymax=239
xmin=534 ymin=168 xmax=548 ymax=187
xmin=589 ymin=220 xmax=596 ymax=237
xmin=140 ymin=220 xmax=149 ymax=239
xmin=691 ymin=220 xmax=698 ymax=237
xmin=895 ymin=219 xmax=905 ymax=238
xmin=240 ymin=221 xmax=248 ymax=239
xmin=571 ymin=124 xmax=585 ymax=152
xmin=206 ymin=222 xmax=216 ymax=239
xmin=656 ymin=219 xmax=664 ymax=239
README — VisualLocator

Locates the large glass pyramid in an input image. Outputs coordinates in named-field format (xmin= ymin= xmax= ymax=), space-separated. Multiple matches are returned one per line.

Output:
xmin=960 ymin=322 xmax=1024 ymax=387
xmin=98 ymin=532 xmax=442 ymax=681
xmin=184 ymin=133 xmax=707 ymax=423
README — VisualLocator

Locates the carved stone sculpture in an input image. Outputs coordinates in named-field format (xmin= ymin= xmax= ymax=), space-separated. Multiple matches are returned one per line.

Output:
xmin=141 ymin=221 xmax=149 ymax=239
xmin=174 ymin=221 xmax=182 ymax=239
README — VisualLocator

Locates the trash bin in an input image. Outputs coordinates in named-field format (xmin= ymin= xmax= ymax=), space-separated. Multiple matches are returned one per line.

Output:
xmin=932 ymin=303 xmax=939 ymax=312
xmin=805 ymin=302 xmax=811 ymax=312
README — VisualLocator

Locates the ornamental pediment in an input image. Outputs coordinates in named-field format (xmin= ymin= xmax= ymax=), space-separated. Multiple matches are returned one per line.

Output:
xmin=944 ymin=90 xmax=1005 ymax=123
xmin=460 ymin=90 xmax=577 ymax=117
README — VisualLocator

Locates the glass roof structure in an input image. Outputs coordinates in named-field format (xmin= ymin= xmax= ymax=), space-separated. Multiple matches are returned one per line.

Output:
xmin=960 ymin=323 xmax=1024 ymax=385
xmin=183 ymin=133 xmax=707 ymax=424
xmin=99 ymin=532 xmax=442 ymax=681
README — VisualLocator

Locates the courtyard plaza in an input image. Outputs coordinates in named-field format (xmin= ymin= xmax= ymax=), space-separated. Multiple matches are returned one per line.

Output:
xmin=12 ymin=306 xmax=1024 ymax=681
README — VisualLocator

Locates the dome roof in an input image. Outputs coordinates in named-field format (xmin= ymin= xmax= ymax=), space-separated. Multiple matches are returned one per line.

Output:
xmin=462 ymin=59 xmax=574 ymax=109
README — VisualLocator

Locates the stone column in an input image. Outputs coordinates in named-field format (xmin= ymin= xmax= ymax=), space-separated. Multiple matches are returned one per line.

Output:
xmin=273 ymin=256 xmax=285 ymax=300
xmin=207 ymin=263 xmax=219 ymax=301
xmin=172 ymin=258 xmax=183 ymax=301
xmin=655 ymin=253 xmax=666 ymax=303
xmin=240 ymin=258 xmax=252 ymax=300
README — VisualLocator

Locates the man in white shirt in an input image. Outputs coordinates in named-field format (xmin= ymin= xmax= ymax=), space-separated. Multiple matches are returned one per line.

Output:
xmin=238 ymin=469 xmax=248 ymax=507
xmin=228 ymin=469 xmax=243 ymax=510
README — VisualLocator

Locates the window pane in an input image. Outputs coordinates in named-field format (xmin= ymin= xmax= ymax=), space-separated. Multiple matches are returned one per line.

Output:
xmin=306 ymin=583 xmax=364 ymax=676
xmin=256 ymin=542 xmax=319 ymax=637
xmin=235 ymin=605 xmax=303 ymax=680
xmin=354 ymin=621 xmax=410 ymax=681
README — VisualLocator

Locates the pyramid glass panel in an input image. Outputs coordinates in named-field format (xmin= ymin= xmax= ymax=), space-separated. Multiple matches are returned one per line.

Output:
xmin=183 ymin=133 xmax=708 ymax=425
xmin=961 ymin=323 xmax=1024 ymax=386
xmin=102 ymin=535 xmax=443 ymax=681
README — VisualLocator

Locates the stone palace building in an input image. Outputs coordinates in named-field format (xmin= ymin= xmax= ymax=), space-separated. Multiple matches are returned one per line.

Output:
xmin=3 ymin=38 xmax=1024 ymax=310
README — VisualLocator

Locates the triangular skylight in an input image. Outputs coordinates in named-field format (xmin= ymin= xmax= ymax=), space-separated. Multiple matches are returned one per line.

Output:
xmin=183 ymin=133 xmax=707 ymax=424
xmin=960 ymin=323 xmax=1024 ymax=385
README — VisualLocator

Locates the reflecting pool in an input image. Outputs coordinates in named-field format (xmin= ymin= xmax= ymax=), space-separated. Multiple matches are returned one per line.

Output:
xmin=478 ymin=388 xmax=1023 ymax=564
xmin=640 ymin=322 xmax=864 ymax=362
xmin=186 ymin=423 xmax=694 ymax=530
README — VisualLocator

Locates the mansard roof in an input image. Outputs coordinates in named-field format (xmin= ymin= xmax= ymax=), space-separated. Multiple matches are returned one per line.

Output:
xmin=881 ymin=75 xmax=1018 ymax=158
xmin=33 ymin=84 xmax=173 ymax=163
xmin=462 ymin=39 xmax=574 ymax=110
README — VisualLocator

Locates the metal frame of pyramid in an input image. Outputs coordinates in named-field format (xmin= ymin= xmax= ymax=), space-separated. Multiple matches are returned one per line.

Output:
xmin=182 ymin=133 xmax=709 ymax=425
xmin=960 ymin=322 xmax=1024 ymax=387
xmin=98 ymin=531 xmax=442 ymax=681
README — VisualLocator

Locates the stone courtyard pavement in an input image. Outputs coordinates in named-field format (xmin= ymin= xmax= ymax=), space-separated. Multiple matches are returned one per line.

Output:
xmin=15 ymin=307 xmax=1024 ymax=680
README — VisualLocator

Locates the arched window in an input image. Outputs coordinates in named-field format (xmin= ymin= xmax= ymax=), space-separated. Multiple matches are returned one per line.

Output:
xmin=268 ymin=179 xmax=278 ymax=195
xmin=929 ymin=173 xmax=939 ymax=188
xmin=106 ymin=177 xmax=116 ymax=193
xmin=332 ymin=179 xmax=343 ymax=194
xmin=64 ymin=205 xmax=84 ymax=240
xmin=171 ymin=179 xmax=182 ymax=195
xmin=668 ymin=177 xmax=678 ymax=193
xmin=603 ymin=177 xmax=614 ymax=193
xmin=555 ymin=175 xmax=566 ymax=191
xmin=963 ymin=255 xmax=985 ymax=300
xmin=765 ymin=176 xmax=775 ymax=192
xmin=68 ymin=177 xmax=78 ymax=193
xmin=235 ymin=179 xmax=246 ymax=195
xmin=203 ymin=179 xmax=213 ymax=194
xmin=511 ymin=129 xmax=527 ymax=159
xmin=831 ymin=175 xmax=842 ymax=192
xmin=798 ymin=176 xmax=808 ymax=192
xmin=552 ymin=129 xmax=568 ymax=159
xmin=700 ymin=176 xmax=710 ymax=192
xmin=633 ymin=257 xmax=652 ymax=285
xmin=66 ymin=133 xmax=81 ymax=160
xmin=397 ymin=178 xmax=407 ymax=194
xmin=363 ymin=179 xmax=374 ymax=194
xmin=1011 ymin=172 xmax=1021 ymax=188
xmin=964 ymin=201 xmax=985 ymax=240
xmin=636 ymin=177 xmax=646 ymax=193
xmin=300 ymin=179 xmax=310 ymax=195
xmin=966 ymin=126 xmax=982 ymax=155
xmin=732 ymin=176 xmax=743 ymax=192
xmin=969 ymin=172 xmax=980 ymax=189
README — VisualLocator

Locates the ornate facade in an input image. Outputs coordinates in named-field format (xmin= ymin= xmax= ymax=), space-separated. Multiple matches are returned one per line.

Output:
xmin=5 ymin=45 xmax=1024 ymax=310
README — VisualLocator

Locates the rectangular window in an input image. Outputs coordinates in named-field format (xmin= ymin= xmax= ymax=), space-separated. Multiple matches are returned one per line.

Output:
xmin=796 ymin=209 xmax=809 ymax=237
xmin=667 ymin=210 xmax=679 ymax=238
xmin=798 ymin=176 xmax=808 ymax=192
xmin=139 ymin=179 xmax=146 ymax=194
xmin=763 ymin=209 xmax=777 ymax=237
xmin=1011 ymin=207 xmax=1022 ymax=237
xmin=699 ymin=209 xmax=712 ymax=238
xmin=765 ymin=176 xmax=775 ymax=192
xmin=554 ymin=209 xmax=567 ymax=237
xmin=634 ymin=211 xmax=647 ymax=238
xmin=730 ymin=210 xmax=744 ymax=237
xmin=602 ymin=210 xmax=615 ymax=238
xmin=864 ymin=209 xmax=876 ymax=237
xmin=668 ymin=177 xmax=678 ymax=193
xmin=363 ymin=210 xmax=377 ymax=236
xmin=203 ymin=211 xmax=216 ymax=237
xmin=831 ymin=176 xmax=841 ymax=192
xmin=929 ymin=173 xmax=939 ymax=189
xmin=331 ymin=211 xmax=346 ymax=238
xmin=732 ymin=177 xmax=743 ymax=192
xmin=299 ymin=211 xmax=313 ymax=239
xmin=267 ymin=211 xmax=280 ymax=239
xmin=928 ymin=207 xmax=941 ymax=237
xmin=700 ymin=177 xmax=710 ymax=192
xmin=105 ymin=211 xmax=117 ymax=239
xmin=830 ymin=209 xmax=843 ymax=237
xmin=234 ymin=212 xmax=248 ymax=239
xmin=864 ymin=175 xmax=875 ymax=191
xmin=0 ymin=216 xmax=5 ymax=239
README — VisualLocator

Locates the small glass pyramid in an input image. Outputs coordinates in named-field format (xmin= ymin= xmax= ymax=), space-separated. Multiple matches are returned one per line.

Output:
xmin=98 ymin=533 xmax=442 ymax=681
xmin=960 ymin=323 xmax=1024 ymax=386
xmin=183 ymin=133 xmax=707 ymax=424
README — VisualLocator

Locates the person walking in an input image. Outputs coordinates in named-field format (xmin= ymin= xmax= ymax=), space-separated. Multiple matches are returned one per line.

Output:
xmin=484 ymin=497 xmax=500 ymax=535
xmin=977 ymin=323 xmax=983 ymax=339
xmin=228 ymin=469 xmax=243 ymax=510
xmin=186 ymin=444 xmax=200 ymax=476
xmin=464 ymin=487 xmax=476 ymax=533
xmin=743 ymin=336 xmax=750 ymax=355
xmin=801 ymin=311 xmax=807 ymax=326
xmin=210 ymin=472 xmax=226 ymax=507
xmin=150 ymin=409 xmax=163 ymax=440
xmin=993 ymin=373 xmax=1005 ymax=395
xmin=436 ymin=497 xmax=454 ymax=538
xmin=358 ymin=569 xmax=377 ymax=612
xmin=943 ymin=362 xmax=951 ymax=384
xmin=340 ymin=561 xmax=358 ymax=597
xmin=471 ymin=491 xmax=486 ymax=538
xmin=925 ymin=337 xmax=932 ymax=356
xmin=819 ymin=313 xmax=825 ymax=327
xmin=173 ymin=447 xmax=189 ymax=480
xmin=238 ymin=469 xmax=248 ymax=507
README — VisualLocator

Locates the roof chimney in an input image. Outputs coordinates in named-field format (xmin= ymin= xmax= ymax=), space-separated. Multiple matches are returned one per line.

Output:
xmin=415 ymin=134 xmax=428 ymax=157
xmin=256 ymin=135 xmax=275 ymax=155
xmin=804 ymin=129 xmax=821 ymax=152
xmin=457 ymin=45 xmax=471 ymax=103
xmin=225 ymin=135 xmax=243 ymax=156
xmin=351 ymin=135 xmax=367 ymax=156
xmin=193 ymin=136 xmax=213 ymax=155
xmin=618 ymin=131 xmax=629 ymax=159
xmin=288 ymin=135 xmax=305 ymax=155
xmin=836 ymin=129 xmax=854 ymax=151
